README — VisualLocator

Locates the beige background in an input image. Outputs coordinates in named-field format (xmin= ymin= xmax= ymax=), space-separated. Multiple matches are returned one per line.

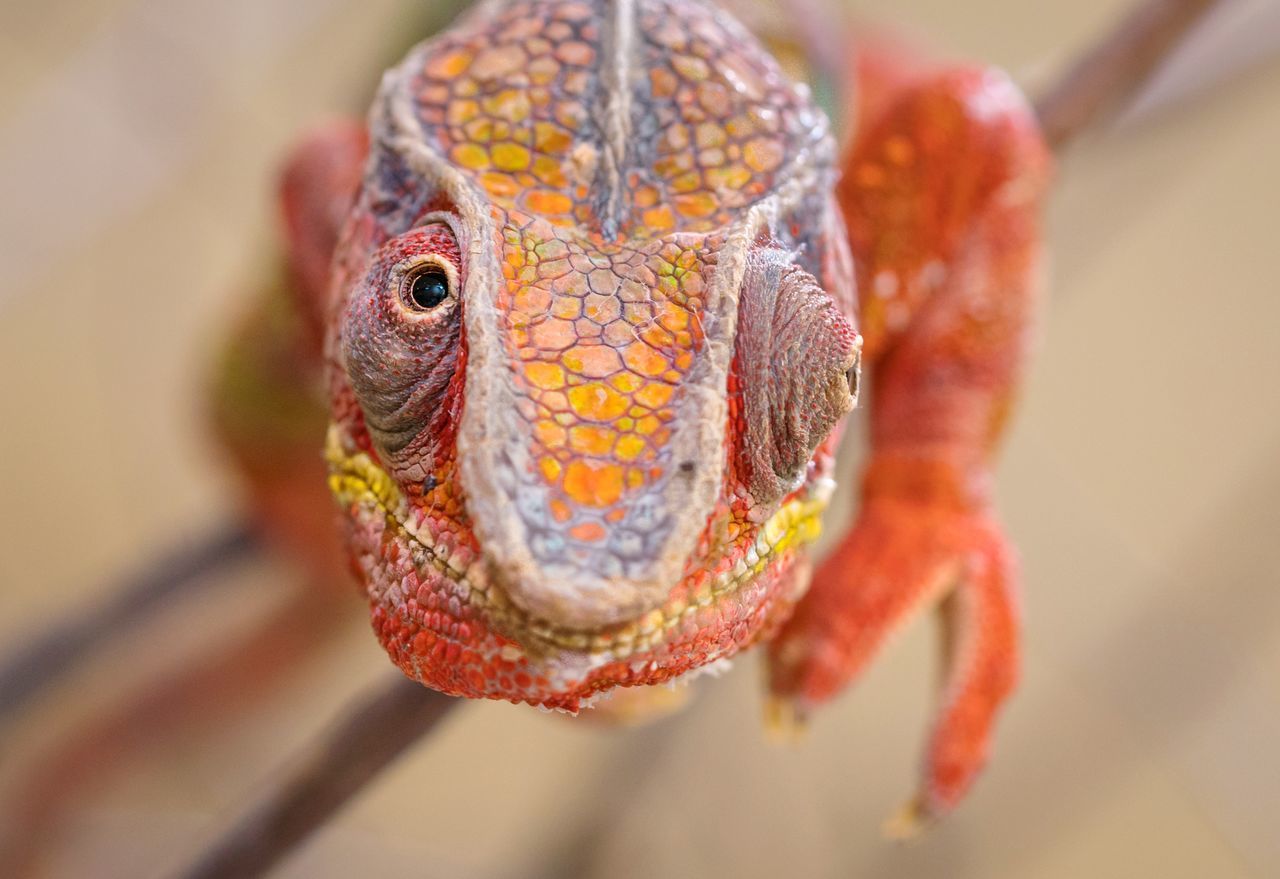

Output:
xmin=1 ymin=0 xmax=1278 ymax=876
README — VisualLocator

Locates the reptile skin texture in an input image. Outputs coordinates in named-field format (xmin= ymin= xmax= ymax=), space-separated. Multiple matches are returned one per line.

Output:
xmin=223 ymin=0 xmax=1049 ymax=827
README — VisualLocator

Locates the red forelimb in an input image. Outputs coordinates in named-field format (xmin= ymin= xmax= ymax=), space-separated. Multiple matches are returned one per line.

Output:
xmin=769 ymin=60 xmax=1051 ymax=829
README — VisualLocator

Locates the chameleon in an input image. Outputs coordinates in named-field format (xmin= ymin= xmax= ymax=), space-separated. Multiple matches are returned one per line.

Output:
xmin=294 ymin=0 xmax=1052 ymax=828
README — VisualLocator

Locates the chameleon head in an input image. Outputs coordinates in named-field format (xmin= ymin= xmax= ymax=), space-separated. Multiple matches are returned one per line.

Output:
xmin=325 ymin=0 xmax=861 ymax=710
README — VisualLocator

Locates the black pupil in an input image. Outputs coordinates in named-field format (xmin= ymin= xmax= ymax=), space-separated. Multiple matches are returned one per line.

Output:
xmin=409 ymin=266 xmax=450 ymax=309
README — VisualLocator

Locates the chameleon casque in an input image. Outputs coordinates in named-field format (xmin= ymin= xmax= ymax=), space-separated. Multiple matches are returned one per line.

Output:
xmin=228 ymin=0 xmax=1049 ymax=827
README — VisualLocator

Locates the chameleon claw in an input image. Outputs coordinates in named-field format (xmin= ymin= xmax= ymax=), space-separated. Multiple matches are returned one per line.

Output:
xmin=763 ymin=694 xmax=809 ymax=744
xmin=880 ymin=795 xmax=933 ymax=841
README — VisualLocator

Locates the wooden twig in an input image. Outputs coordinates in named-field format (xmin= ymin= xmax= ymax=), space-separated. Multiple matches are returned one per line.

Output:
xmin=165 ymin=1 xmax=1230 ymax=876
xmin=0 ymin=522 xmax=260 ymax=724
xmin=0 ymin=581 xmax=344 ymax=878
xmin=177 ymin=676 xmax=455 ymax=879
xmin=1034 ymin=0 xmax=1224 ymax=150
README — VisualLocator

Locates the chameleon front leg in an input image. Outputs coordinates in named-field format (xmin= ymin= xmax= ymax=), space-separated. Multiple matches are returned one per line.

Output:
xmin=768 ymin=62 xmax=1051 ymax=830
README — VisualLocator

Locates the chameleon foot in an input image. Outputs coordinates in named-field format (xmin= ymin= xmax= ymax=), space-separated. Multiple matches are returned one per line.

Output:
xmin=767 ymin=483 xmax=1021 ymax=823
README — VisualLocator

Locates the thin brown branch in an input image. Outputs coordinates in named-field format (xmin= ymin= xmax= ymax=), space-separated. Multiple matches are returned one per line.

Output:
xmin=0 ymin=522 xmax=260 ymax=724
xmin=1035 ymin=0 xmax=1225 ymax=151
xmin=176 ymin=676 xmax=455 ymax=879
xmin=0 ymin=582 xmax=343 ymax=877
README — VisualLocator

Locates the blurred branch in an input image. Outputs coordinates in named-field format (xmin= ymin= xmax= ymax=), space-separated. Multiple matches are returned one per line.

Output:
xmin=0 ymin=577 xmax=343 ymax=877
xmin=0 ymin=522 xmax=261 ymax=725
xmin=1034 ymin=0 xmax=1226 ymax=150
xmin=176 ymin=675 xmax=455 ymax=879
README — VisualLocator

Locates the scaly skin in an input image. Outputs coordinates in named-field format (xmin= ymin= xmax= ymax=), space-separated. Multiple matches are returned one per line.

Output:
xmin=325 ymin=0 xmax=861 ymax=711
xmin=239 ymin=0 xmax=1048 ymax=824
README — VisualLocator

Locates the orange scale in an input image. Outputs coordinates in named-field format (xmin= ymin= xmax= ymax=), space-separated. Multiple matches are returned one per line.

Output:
xmin=554 ymin=270 xmax=590 ymax=297
xmin=657 ymin=304 xmax=690 ymax=332
xmin=635 ymin=415 xmax=661 ymax=436
xmin=641 ymin=206 xmax=676 ymax=233
xmin=608 ymin=371 xmax=643 ymax=394
xmin=673 ymin=191 xmax=720 ymax=218
xmin=565 ymin=344 xmax=622 ymax=378
xmin=573 ymin=318 xmax=604 ymax=341
xmin=639 ymin=324 xmax=676 ymax=348
xmin=601 ymin=321 xmax=634 ymax=348
xmin=582 ymin=296 xmax=621 ymax=324
xmin=424 ymin=49 xmax=471 ymax=79
xmin=650 ymin=67 xmax=677 ymax=98
xmin=555 ymin=41 xmax=595 ymax=66
xmin=469 ymin=44 xmax=527 ymax=80
xmin=696 ymin=81 xmax=731 ymax=116
xmin=528 ymin=317 xmax=576 ymax=350
xmin=563 ymin=70 xmax=590 ymax=96
xmin=550 ymin=296 xmax=582 ymax=320
xmin=569 ymin=521 xmax=607 ymax=543
xmin=614 ymin=433 xmax=647 ymax=462
xmin=707 ymin=164 xmax=751 ymax=190
xmin=672 ymin=54 xmax=710 ymax=81
xmin=540 ymin=390 xmax=570 ymax=412
xmin=482 ymin=172 xmax=521 ymax=198
xmin=613 ymin=280 xmax=647 ymax=304
xmin=531 ymin=158 xmax=568 ymax=189
xmin=538 ymin=456 xmax=562 ymax=484
xmin=446 ymin=99 xmax=480 ymax=125
xmin=620 ymin=303 xmax=653 ymax=325
xmin=568 ymin=424 xmax=617 ymax=456
xmin=654 ymin=154 xmax=694 ymax=179
xmin=524 ymin=361 xmax=566 ymax=390
xmin=562 ymin=461 xmax=624 ymax=508
xmin=451 ymin=142 xmax=491 ymax=171
xmin=635 ymin=383 xmax=674 ymax=408
xmin=528 ymin=58 xmax=559 ymax=84
xmin=544 ymin=21 xmax=572 ymax=40
xmin=567 ymin=382 xmax=629 ymax=422
xmin=622 ymin=343 xmax=669 ymax=378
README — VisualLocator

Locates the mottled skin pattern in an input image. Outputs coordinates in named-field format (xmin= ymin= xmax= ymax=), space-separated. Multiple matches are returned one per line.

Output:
xmin=234 ymin=0 xmax=1047 ymax=827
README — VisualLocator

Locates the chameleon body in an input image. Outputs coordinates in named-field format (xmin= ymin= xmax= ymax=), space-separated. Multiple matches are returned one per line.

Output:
xmin=236 ymin=0 xmax=1048 ymax=823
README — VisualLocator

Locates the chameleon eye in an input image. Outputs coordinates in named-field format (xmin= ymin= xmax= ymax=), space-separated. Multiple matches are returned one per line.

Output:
xmin=401 ymin=258 xmax=456 ymax=313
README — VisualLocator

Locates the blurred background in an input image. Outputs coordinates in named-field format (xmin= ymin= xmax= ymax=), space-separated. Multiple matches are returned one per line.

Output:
xmin=1 ymin=0 xmax=1278 ymax=876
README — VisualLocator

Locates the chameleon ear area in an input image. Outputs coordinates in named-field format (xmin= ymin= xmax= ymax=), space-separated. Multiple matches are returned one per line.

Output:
xmin=734 ymin=248 xmax=862 ymax=508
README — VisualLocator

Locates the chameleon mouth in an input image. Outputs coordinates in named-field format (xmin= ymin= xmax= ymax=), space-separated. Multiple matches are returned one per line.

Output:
xmin=326 ymin=424 xmax=832 ymax=660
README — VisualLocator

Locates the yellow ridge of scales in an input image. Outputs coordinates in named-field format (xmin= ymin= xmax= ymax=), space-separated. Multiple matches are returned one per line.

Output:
xmin=326 ymin=425 xmax=830 ymax=659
